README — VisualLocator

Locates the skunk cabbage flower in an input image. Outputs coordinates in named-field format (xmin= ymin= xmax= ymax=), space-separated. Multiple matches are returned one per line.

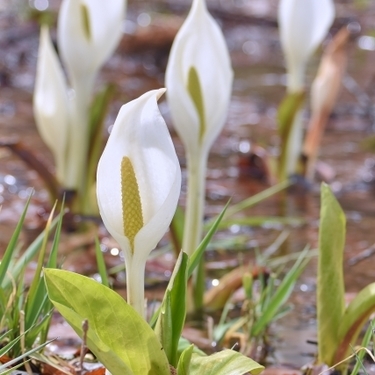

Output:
xmin=165 ymin=0 xmax=233 ymax=157
xmin=278 ymin=0 xmax=335 ymax=93
xmin=97 ymin=89 xmax=181 ymax=317
xmin=33 ymin=26 xmax=70 ymax=187
xmin=53 ymin=0 xmax=125 ymax=193
xmin=165 ymin=0 xmax=233 ymax=259
xmin=57 ymin=0 xmax=125 ymax=97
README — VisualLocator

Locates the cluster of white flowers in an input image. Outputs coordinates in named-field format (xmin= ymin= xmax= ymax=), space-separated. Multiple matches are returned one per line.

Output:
xmin=34 ymin=0 xmax=335 ymax=318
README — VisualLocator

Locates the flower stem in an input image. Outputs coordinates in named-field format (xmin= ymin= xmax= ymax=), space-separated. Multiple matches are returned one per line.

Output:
xmin=126 ymin=257 xmax=146 ymax=318
xmin=183 ymin=150 xmax=208 ymax=313
xmin=284 ymin=108 xmax=304 ymax=177
xmin=183 ymin=151 xmax=207 ymax=257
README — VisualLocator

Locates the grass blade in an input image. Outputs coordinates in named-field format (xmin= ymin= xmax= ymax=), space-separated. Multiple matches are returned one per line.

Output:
xmin=0 ymin=194 xmax=32 ymax=285
xmin=94 ymin=237 xmax=109 ymax=287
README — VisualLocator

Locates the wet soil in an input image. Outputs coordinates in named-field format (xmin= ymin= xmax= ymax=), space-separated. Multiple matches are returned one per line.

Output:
xmin=1 ymin=0 xmax=375 ymax=371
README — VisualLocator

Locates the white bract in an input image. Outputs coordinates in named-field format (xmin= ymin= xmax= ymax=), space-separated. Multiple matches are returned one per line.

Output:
xmin=57 ymin=0 xmax=126 ymax=192
xmin=165 ymin=0 xmax=233 ymax=258
xmin=58 ymin=0 xmax=125 ymax=98
xmin=165 ymin=0 xmax=233 ymax=157
xmin=33 ymin=26 xmax=70 ymax=186
xmin=96 ymin=89 xmax=181 ymax=317
xmin=278 ymin=0 xmax=335 ymax=93
xmin=33 ymin=0 xmax=125 ymax=197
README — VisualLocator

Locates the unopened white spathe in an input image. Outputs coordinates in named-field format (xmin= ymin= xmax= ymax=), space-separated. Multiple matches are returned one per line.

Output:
xmin=96 ymin=89 xmax=181 ymax=317
xmin=165 ymin=0 xmax=233 ymax=258
xmin=33 ymin=26 xmax=70 ymax=186
xmin=58 ymin=0 xmax=125 ymax=96
xmin=278 ymin=0 xmax=335 ymax=93
xmin=33 ymin=0 xmax=125 ymax=191
xmin=165 ymin=0 xmax=233 ymax=157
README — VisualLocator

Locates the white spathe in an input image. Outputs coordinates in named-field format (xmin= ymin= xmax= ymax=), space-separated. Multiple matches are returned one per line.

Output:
xmin=165 ymin=0 xmax=233 ymax=157
xmin=278 ymin=0 xmax=335 ymax=93
xmin=57 ymin=0 xmax=125 ymax=96
xmin=33 ymin=26 xmax=70 ymax=186
xmin=96 ymin=89 xmax=181 ymax=316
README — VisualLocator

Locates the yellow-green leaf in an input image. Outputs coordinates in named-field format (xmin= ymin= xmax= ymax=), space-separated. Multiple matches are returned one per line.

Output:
xmin=44 ymin=269 xmax=170 ymax=375
xmin=187 ymin=66 xmax=206 ymax=142
xmin=317 ymin=183 xmax=346 ymax=365
xmin=189 ymin=349 xmax=264 ymax=375
xmin=335 ymin=283 xmax=375 ymax=364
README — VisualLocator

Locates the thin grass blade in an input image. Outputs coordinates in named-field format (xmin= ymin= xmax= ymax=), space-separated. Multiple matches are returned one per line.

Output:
xmin=94 ymin=237 xmax=109 ymax=288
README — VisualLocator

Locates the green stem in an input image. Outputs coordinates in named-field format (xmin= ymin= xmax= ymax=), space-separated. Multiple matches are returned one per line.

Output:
xmin=183 ymin=150 xmax=208 ymax=314
xmin=126 ymin=257 xmax=146 ymax=319
xmin=66 ymin=77 xmax=94 ymax=214
xmin=284 ymin=108 xmax=304 ymax=177
xmin=183 ymin=150 xmax=207 ymax=257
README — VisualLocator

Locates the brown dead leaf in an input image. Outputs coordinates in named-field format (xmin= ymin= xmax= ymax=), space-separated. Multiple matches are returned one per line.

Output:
xmin=303 ymin=27 xmax=350 ymax=179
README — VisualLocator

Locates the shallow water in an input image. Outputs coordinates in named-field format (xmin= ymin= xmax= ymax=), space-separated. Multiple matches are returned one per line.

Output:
xmin=1 ymin=0 xmax=375 ymax=368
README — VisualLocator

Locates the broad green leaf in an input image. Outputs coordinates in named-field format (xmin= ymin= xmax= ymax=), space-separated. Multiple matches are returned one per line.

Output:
xmin=44 ymin=269 xmax=170 ymax=375
xmin=317 ymin=183 xmax=346 ymax=365
xmin=176 ymin=344 xmax=194 ymax=375
xmin=154 ymin=252 xmax=188 ymax=366
xmin=335 ymin=283 xmax=375 ymax=364
xmin=277 ymin=91 xmax=306 ymax=180
xmin=189 ymin=349 xmax=264 ymax=375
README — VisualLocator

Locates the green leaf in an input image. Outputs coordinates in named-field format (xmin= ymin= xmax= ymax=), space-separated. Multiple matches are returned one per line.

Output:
xmin=2 ymin=214 xmax=60 ymax=290
xmin=217 ymin=216 xmax=304 ymax=229
xmin=176 ymin=344 xmax=194 ymax=375
xmin=251 ymin=247 xmax=309 ymax=336
xmin=170 ymin=205 xmax=185 ymax=255
xmin=212 ymin=180 xmax=290 ymax=224
xmin=0 ymin=338 xmax=54 ymax=373
xmin=187 ymin=67 xmax=206 ymax=142
xmin=94 ymin=237 xmax=109 ymax=288
xmin=154 ymin=252 xmax=188 ymax=366
xmin=155 ymin=291 xmax=173 ymax=364
xmin=317 ymin=183 xmax=346 ymax=365
xmin=25 ymin=204 xmax=57 ymax=331
xmin=189 ymin=349 xmax=264 ymax=375
xmin=350 ymin=320 xmax=374 ymax=375
xmin=0 ymin=194 xmax=32 ymax=285
xmin=335 ymin=283 xmax=375 ymax=364
xmin=44 ymin=269 xmax=170 ymax=375
xmin=188 ymin=200 xmax=230 ymax=278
